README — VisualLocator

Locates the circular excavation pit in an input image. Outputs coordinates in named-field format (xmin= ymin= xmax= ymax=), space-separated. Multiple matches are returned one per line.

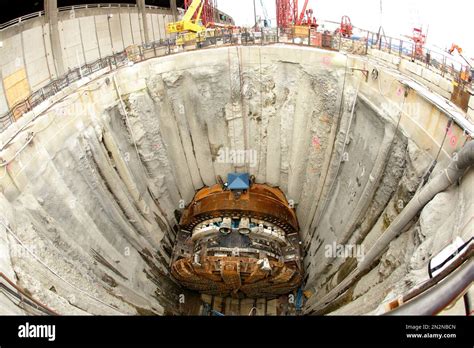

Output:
xmin=0 ymin=45 xmax=472 ymax=316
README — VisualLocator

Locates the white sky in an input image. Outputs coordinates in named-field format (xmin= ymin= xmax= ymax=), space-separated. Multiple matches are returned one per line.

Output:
xmin=215 ymin=0 xmax=474 ymax=59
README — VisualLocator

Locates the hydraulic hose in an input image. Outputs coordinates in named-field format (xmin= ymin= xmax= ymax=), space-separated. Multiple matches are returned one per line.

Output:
xmin=358 ymin=139 xmax=474 ymax=271
xmin=387 ymin=258 xmax=473 ymax=315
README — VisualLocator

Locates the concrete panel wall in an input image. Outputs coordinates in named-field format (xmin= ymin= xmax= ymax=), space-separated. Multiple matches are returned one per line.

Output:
xmin=42 ymin=23 xmax=57 ymax=79
xmin=21 ymin=26 xmax=51 ymax=90
xmin=154 ymin=14 xmax=166 ymax=38
xmin=107 ymin=10 xmax=124 ymax=53
xmin=146 ymin=13 xmax=155 ymax=42
xmin=157 ymin=15 xmax=166 ymax=40
xmin=94 ymin=14 xmax=113 ymax=58
xmin=351 ymin=54 xmax=470 ymax=163
xmin=0 ymin=6 xmax=172 ymax=118
xmin=0 ymin=73 xmax=8 ymax=114
xmin=370 ymin=49 xmax=455 ymax=100
xmin=119 ymin=11 xmax=134 ymax=48
xmin=129 ymin=12 xmax=143 ymax=45
xmin=60 ymin=19 xmax=86 ymax=69
xmin=78 ymin=17 xmax=100 ymax=62
xmin=0 ymin=31 xmax=28 ymax=114
xmin=1 ymin=31 xmax=25 ymax=79
xmin=468 ymin=96 xmax=474 ymax=120
xmin=154 ymin=13 xmax=165 ymax=43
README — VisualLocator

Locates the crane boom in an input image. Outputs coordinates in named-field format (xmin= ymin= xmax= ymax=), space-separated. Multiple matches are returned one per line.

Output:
xmin=260 ymin=0 xmax=269 ymax=22
xmin=195 ymin=0 xmax=204 ymax=23
xmin=183 ymin=0 xmax=202 ymax=22
xmin=276 ymin=0 xmax=316 ymax=28
xmin=449 ymin=44 xmax=472 ymax=68
xmin=166 ymin=0 xmax=205 ymax=35
xmin=297 ymin=0 xmax=309 ymax=25
xmin=166 ymin=0 xmax=210 ymax=46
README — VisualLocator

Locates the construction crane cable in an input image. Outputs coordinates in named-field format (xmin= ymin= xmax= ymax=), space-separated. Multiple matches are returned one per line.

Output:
xmin=260 ymin=0 xmax=269 ymax=25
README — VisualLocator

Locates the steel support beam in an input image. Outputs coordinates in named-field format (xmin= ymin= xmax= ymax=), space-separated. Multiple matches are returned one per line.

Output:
xmin=137 ymin=0 xmax=150 ymax=44
xmin=44 ymin=0 xmax=65 ymax=76
xmin=170 ymin=0 xmax=178 ymax=21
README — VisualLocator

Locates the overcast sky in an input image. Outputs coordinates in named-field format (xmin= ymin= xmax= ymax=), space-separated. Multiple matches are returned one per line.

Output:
xmin=216 ymin=0 xmax=474 ymax=60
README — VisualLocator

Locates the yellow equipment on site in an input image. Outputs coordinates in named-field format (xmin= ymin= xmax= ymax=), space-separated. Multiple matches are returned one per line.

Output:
xmin=166 ymin=0 xmax=207 ymax=46
xmin=293 ymin=25 xmax=310 ymax=38
xmin=448 ymin=44 xmax=473 ymax=84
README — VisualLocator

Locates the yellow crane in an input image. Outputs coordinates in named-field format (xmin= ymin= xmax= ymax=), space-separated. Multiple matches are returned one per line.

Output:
xmin=166 ymin=0 xmax=207 ymax=46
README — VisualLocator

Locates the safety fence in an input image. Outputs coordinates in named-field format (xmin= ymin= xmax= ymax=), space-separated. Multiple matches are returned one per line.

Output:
xmin=0 ymin=50 xmax=129 ymax=132
xmin=255 ymin=26 xmax=471 ymax=83
xmin=367 ymin=31 xmax=471 ymax=85
xmin=316 ymin=19 xmax=472 ymax=84
xmin=220 ymin=26 xmax=471 ymax=88
xmin=0 ymin=26 xmax=471 ymax=133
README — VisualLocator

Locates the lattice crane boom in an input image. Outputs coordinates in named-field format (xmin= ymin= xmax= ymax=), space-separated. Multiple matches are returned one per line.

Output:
xmin=276 ymin=0 xmax=316 ymax=28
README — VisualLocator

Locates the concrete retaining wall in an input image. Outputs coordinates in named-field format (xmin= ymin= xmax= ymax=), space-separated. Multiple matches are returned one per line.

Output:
xmin=0 ymin=6 xmax=173 ymax=115
xmin=0 ymin=46 xmax=471 ymax=315
xmin=469 ymin=93 xmax=474 ymax=119
xmin=368 ymin=48 xmax=455 ymax=100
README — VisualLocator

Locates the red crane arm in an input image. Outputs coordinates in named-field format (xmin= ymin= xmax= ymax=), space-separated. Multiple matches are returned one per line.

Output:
xmin=297 ymin=0 xmax=309 ymax=25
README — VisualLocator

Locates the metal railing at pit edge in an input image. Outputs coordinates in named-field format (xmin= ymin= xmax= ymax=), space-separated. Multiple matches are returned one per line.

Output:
xmin=0 ymin=26 xmax=471 ymax=134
